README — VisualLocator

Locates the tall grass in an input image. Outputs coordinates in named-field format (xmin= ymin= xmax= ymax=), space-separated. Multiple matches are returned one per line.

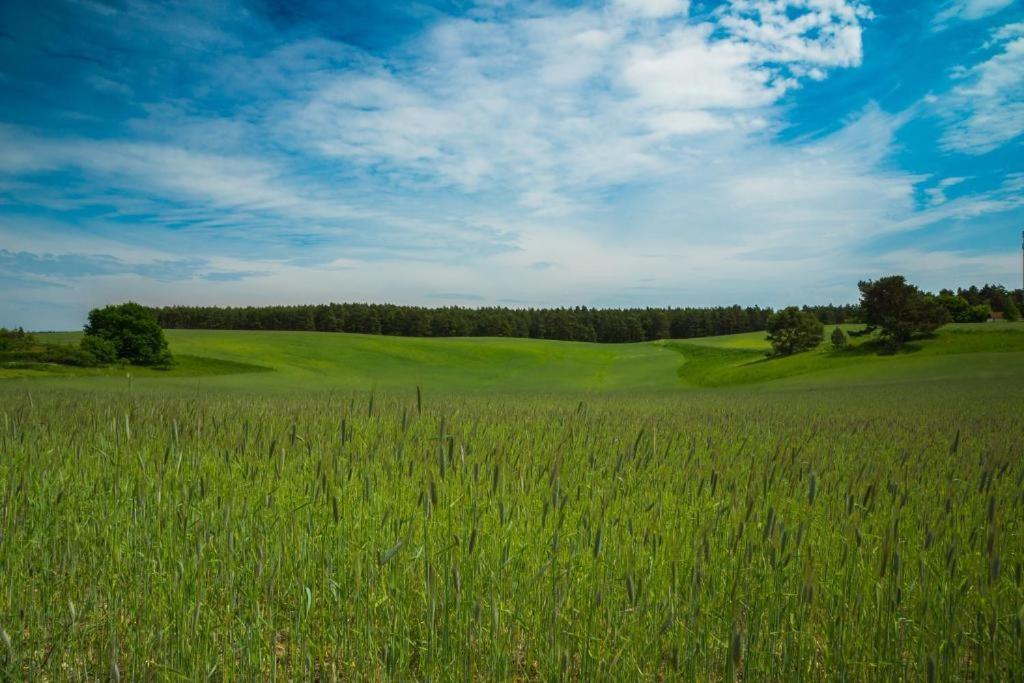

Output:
xmin=0 ymin=381 xmax=1021 ymax=679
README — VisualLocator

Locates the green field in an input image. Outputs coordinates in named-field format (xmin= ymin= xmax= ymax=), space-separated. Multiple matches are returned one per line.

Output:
xmin=1 ymin=325 xmax=1023 ymax=679
xmin=6 ymin=321 xmax=1023 ymax=393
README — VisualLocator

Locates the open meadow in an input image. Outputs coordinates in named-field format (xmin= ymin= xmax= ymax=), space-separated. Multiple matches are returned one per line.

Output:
xmin=11 ymin=321 xmax=1024 ymax=392
xmin=1 ymin=324 xmax=1023 ymax=679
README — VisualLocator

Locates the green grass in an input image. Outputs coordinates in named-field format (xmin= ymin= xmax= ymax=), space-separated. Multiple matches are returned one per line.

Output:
xmin=11 ymin=321 xmax=1024 ymax=394
xmin=0 ymin=353 xmax=269 ymax=381
xmin=1 ymin=324 xmax=1022 ymax=678
xmin=664 ymin=322 xmax=1024 ymax=388
xmin=678 ymin=321 xmax=1024 ymax=349
xmin=1 ymin=382 xmax=1021 ymax=679
xmin=19 ymin=330 xmax=685 ymax=394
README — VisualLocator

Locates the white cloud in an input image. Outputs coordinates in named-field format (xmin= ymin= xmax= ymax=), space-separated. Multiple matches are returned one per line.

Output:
xmin=924 ymin=176 xmax=968 ymax=206
xmin=644 ymin=109 xmax=734 ymax=136
xmin=718 ymin=0 xmax=871 ymax=67
xmin=614 ymin=0 xmax=690 ymax=19
xmin=287 ymin=1 xmax=872 ymax=212
xmin=933 ymin=0 xmax=1016 ymax=30
xmin=939 ymin=22 xmax=1024 ymax=153
xmin=894 ymin=173 xmax=1024 ymax=230
xmin=621 ymin=26 xmax=785 ymax=110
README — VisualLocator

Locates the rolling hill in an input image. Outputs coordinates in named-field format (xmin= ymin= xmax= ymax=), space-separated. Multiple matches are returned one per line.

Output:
xmin=3 ymin=322 xmax=1021 ymax=393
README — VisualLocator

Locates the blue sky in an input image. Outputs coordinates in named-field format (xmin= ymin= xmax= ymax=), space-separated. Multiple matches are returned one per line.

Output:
xmin=1 ymin=0 xmax=1022 ymax=329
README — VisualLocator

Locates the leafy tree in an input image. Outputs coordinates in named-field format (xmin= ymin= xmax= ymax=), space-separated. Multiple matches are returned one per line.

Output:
xmin=988 ymin=288 xmax=1020 ymax=320
xmin=991 ymin=294 xmax=1015 ymax=321
xmin=955 ymin=284 xmax=1020 ymax=321
xmin=937 ymin=294 xmax=969 ymax=322
xmin=965 ymin=304 xmax=991 ymax=322
xmin=0 ymin=327 xmax=34 ymax=352
xmin=858 ymin=276 xmax=950 ymax=348
xmin=642 ymin=309 xmax=671 ymax=340
xmin=937 ymin=294 xmax=992 ymax=323
xmin=79 ymin=335 xmax=118 ymax=364
xmin=314 ymin=307 xmax=342 ymax=332
xmin=830 ymin=327 xmax=848 ymax=350
xmin=84 ymin=302 xmax=173 ymax=366
xmin=766 ymin=307 xmax=824 ymax=356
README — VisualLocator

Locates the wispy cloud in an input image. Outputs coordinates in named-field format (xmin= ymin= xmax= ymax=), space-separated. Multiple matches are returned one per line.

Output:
xmin=924 ymin=176 xmax=968 ymax=206
xmin=894 ymin=173 xmax=1024 ymax=231
xmin=0 ymin=125 xmax=519 ymax=260
xmin=937 ymin=22 xmax=1024 ymax=153
xmin=0 ymin=248 xmax=258 ymax=283
xmin=933 ymin=0 xmax=1016 ymax=30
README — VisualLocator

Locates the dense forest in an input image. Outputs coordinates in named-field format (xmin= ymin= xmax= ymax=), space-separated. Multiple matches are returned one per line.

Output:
xmin=148 ymin=283 xmax=1023 ymax=343
xmin=150 ymin=303 xmax=859 ymax=343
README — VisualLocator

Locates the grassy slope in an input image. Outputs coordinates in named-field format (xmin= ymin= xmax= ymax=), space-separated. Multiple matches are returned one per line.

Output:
xmin=13 ymin=330 xmax=680 ymax=394
xmin=0 ymin=353 xmax=269 ymax=380
xmin=5 ymin=322 xmax=1023 ymax=393
xmin=665 ymin=322 xmax=1024 ymax=388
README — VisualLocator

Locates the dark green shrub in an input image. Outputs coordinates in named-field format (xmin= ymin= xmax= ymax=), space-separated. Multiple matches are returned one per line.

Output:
xmin=80 ymin=335 xmax=118 ymax=364
xmin=766 ymin=307 xmax=824 ymax=356
xmin=84 ymin=302 xmax=173 ymax=366
xmin=966 ymin=304 xmax=991 ymax=323
xmin=938 ymin=294 xmax=995 ymax=323
xmin=830 ymin=327 xmax=848 ymax=350
xmin=38 ymin=345 xmax=100 ymax=367
xmin=0 ymin=327 xmax=34 ymax=352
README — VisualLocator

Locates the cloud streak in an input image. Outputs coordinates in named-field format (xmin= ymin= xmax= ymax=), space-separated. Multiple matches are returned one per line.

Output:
xmin=0 ymin=248 xmax=257 ymax=283
xmin=938 ymin=22 xmax=1024 ymax=153
xmin=933 ymin=0 xmax=1016 ymax=30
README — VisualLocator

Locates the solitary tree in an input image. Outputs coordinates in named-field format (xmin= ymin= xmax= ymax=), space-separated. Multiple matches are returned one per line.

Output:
xmin=858 ymin=276 xmax=949 ymax=349
xmin=766 ymin=307 xmax=824 ymax=356
xmin=830 ymin=327 xmax=848 ymax=350
xmin=84 ymin=302 xmax=173 ymax=366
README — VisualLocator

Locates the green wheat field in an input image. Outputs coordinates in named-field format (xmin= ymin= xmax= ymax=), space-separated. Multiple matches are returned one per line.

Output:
xmin=2 ymin=324 xmax=1023 ymax=679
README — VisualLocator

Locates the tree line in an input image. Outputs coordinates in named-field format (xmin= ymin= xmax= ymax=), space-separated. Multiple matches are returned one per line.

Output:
xmin=938 ymin=284 xmax=1021 ymax=322
xmin=148 ymin=303 xmax=860 ymax=343
xmin=764 ymin=278 xmax=1023 ymax=357
xmin=147 ymin=285 xmax=1023 ymax=344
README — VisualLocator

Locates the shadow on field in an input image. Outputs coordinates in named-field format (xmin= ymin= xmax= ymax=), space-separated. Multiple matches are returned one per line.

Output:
xmin=741 ymin=337 xmax=929 ymax=366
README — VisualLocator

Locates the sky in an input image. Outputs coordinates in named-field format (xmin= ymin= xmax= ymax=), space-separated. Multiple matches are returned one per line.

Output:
xmin=1 ymin=0 xmax=1022 ymax=330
